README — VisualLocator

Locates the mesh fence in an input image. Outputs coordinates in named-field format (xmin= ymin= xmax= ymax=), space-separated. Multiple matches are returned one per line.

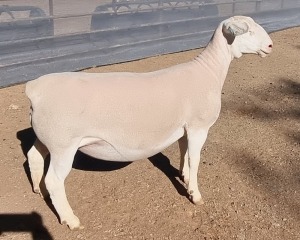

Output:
xmin=1 ymin=0 xmax=300 ymax=87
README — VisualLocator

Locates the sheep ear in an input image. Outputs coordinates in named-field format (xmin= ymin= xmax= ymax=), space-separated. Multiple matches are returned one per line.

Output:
xmin=224 ymin=20 xmax=249 ymax=36
xmin=222 ymin=20 xmax=249 ymax=44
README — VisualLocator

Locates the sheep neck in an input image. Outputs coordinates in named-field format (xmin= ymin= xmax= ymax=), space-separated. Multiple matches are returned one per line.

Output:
xmin=194 ymin=27 xmax=233 ymax=89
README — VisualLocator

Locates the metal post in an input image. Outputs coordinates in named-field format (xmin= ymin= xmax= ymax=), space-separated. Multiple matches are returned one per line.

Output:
xmin=49 ymin=0 xmax=53 ymax=16
xmin=255 ymin=0 xmax=261 ymax=12
xmin=232 ymin=0 xmax=236 ymax=14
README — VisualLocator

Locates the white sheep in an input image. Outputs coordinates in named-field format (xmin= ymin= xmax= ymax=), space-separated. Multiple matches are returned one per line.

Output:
xmin=25 ymin=16 xmax=273 ymax=229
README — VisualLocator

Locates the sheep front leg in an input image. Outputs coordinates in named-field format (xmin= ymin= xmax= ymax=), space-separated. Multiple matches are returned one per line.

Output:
xmin=178 ymin=136 xmax=189 ymax=185
xmin=27 ymin=138 xmax=49 ymax=196
xmin=187 ymin=128 xmax=208 ymax=205
xmin=45 ymin=147 xmax=83 ymax=230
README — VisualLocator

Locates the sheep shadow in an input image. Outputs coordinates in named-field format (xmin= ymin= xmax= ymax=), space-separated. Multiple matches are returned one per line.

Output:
xmin=149 ymin=153 xmax=189 ymax=198
xmin=74 ymin=151 xmax=188 ymax=199
xmin=74 ymin=151 xmax=188 ymax=198
xmin=16 ymin=128 xmax=40 ymax=193
xmin=0 ymin=212 xmax=53 ymax=240
xmin=73 ymin=151 xmax=131 ymax=171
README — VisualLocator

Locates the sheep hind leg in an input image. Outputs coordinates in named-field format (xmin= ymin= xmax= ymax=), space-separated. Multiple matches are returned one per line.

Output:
xmin=27 ymin=138 xmax=49 ymax=197
xmin=45 ymin=146 xmax=83 ymax=230
xmin=178 ymin=136 xmax=189 ymax=185
xmin=186 ymin=128 xmax=208 ymax=205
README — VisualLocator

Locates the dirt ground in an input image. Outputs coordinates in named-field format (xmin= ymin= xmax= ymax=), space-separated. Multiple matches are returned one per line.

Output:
xmin=0 ymin=26 xmax=299 ymax=240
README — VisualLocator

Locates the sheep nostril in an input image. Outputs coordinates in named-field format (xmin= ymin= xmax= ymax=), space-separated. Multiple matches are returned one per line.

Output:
xmin=269 ymin=44 xmax=273 ymax=48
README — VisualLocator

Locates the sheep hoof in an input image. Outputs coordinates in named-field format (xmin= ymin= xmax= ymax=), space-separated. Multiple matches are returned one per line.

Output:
xmin=33 ymin=188 xmax=43 ymax=198
xmin=188 ymin=192 xmax=204 ymax=205
xmin=34 ymin=187 xmax=48 ymax=199
xmin=61 ymin=216 xmax=83 ymax=230
xmin=69 ymin=224 xmax=85 ymax=230
xmin=194 ymin=198 xmax=204 ymax=205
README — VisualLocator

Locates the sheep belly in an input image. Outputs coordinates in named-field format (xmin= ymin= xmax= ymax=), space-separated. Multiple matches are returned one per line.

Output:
xmin=78 ymin=127 xmax=184 ymax=162
xmin=79 ymin=141 xmax=128 ymax=162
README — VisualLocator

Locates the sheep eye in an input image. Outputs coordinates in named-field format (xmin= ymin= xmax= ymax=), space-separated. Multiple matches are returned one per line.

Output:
xmin=249 ymin=31 xmax=255 ymax=36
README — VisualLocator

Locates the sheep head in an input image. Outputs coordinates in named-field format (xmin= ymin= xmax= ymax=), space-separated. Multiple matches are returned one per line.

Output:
xmin=222 ymin=16 xmax=273 ymax=59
